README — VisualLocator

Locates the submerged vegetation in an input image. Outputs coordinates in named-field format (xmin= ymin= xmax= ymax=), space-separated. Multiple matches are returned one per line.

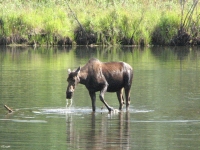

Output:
xmin=0 ymin=0 xmax=200 ymax=46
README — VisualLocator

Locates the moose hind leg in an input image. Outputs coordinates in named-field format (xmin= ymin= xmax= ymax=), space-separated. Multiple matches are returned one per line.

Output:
xmin=117 ymin=88 xmax=124 ymax=110
xmin=125 ymin=87 xmax=131 ymax=111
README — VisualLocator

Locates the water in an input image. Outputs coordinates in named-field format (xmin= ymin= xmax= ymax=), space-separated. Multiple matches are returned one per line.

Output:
xmin=0 ymin=46 xmax=200 ymax=150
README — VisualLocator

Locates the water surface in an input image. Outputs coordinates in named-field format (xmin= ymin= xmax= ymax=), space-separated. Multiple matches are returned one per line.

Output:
xmin=0 ymin=46 xmax=200 ymax=150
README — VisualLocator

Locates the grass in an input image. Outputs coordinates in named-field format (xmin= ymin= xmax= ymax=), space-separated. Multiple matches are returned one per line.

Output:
xmin=0 ymin=0 xmax=199 ymax=46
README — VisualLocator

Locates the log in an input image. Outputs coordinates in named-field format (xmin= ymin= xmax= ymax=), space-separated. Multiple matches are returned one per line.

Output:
xmin=4 ymin=105 xmax=13 ymax=113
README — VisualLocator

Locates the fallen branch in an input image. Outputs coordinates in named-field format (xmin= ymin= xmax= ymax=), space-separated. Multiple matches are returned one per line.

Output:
xmin=66 ymin=1 xmax=86 ymax=34
xmin=182 ymin=0 xmax=198 ymax=31
xmin=4 ymin=105 xmax=13 ymax=113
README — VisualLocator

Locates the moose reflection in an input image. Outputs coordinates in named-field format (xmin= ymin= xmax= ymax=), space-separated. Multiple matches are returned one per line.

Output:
xmin=66 ymin=58 xmax=133 ymax=112
xmin=66 ymin=112 xmax=130 ymax=150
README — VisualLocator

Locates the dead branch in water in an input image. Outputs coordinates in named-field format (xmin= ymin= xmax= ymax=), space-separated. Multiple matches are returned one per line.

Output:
xmin=4 ymin=105 xmax=13 ymax=113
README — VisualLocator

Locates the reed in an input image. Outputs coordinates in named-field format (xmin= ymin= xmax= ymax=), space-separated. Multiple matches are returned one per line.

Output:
xmin=0 ymin=0 xmax=199 ymax=46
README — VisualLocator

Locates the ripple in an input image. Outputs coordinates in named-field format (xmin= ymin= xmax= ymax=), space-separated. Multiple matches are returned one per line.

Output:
xmin=129 ymin=109 xmax=154 ymax=113
xmin=12 ymin=119 xmax=47 ymax=123
xmin=38 ymin=107 xmax=93 ymax=115
xmin=131 ymin=120 xmax=200 ymax=123
xmin=0 ymin=119 xmax=47 ymax=123
xmin=1 ymin=145 xmax=11 ymax=149
xmin=33 ymin=107 xmax=154 ymax=115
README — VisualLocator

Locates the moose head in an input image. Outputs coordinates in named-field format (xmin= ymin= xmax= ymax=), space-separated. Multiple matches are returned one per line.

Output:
xmin=66 ymin=67 xmax=81 ymax=99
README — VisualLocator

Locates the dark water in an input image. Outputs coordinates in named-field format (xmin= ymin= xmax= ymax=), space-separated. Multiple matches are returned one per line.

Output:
xmin=0 ymin=46 xmax=200 ymax=150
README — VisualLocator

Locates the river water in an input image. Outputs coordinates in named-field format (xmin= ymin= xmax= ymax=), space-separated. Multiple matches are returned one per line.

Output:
xmin=0 ymin=46 xmax=200 ymax=150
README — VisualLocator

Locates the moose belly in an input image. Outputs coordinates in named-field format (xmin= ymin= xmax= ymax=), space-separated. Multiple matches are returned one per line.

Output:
xmin=107 ymin=82 xmax=124 ymax=92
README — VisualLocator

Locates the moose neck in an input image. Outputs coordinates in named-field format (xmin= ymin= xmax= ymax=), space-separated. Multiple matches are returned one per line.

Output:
xmin=79 ymin=69 xmax=88 ymax=85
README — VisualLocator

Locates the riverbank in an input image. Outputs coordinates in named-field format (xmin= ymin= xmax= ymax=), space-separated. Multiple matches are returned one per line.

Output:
xmin=0 ymin=0 xmax=200 ymax=46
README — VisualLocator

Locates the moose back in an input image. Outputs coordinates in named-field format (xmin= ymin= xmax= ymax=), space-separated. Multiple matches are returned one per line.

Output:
xmin=66 ymin=58 xmax=133 ymax=112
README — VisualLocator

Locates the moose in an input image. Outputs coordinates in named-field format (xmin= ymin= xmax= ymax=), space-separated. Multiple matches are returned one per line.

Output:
xmin=66 ymin=58 xmax=133 ymax=112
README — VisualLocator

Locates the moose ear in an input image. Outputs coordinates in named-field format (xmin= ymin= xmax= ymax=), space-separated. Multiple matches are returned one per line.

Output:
xmin=68 ymin=69 xmax=71 ymax=74
xmin=75 ymin=66 xmax=81 ymax=75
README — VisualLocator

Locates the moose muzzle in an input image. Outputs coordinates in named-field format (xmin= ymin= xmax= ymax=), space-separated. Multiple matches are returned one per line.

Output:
xmin=66 ymin=85 xmax=74 ymax=99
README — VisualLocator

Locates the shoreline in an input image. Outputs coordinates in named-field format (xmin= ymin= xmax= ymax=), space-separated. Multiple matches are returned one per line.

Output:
xmin=1 ymin=0 xmax=200 ymax=46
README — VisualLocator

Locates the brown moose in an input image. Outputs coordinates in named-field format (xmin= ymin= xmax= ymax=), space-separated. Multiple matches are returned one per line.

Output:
xmin=66 ymin=58 xmax=133 ymax=112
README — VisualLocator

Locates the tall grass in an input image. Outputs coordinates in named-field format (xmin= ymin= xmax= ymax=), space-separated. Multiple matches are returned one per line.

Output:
xmin=0 ymin=0 xmax=199 ymax=46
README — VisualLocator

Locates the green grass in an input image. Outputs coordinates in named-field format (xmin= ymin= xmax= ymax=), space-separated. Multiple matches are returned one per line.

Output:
xmin=0 ymin=0 xmax=199 ymax=46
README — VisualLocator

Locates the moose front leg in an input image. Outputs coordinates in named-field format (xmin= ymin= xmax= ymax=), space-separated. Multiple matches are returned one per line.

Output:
xmin=89 ymin=91 xmax=96 ymax=112
xmin=99 ymin=83 xmax=114 ymax=112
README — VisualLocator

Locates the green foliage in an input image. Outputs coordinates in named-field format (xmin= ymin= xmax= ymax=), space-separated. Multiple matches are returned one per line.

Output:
xmin=0 ymin=0 xmax=199 ymax=45
xmin=151 ymin=12 xmax=180 ymax=45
